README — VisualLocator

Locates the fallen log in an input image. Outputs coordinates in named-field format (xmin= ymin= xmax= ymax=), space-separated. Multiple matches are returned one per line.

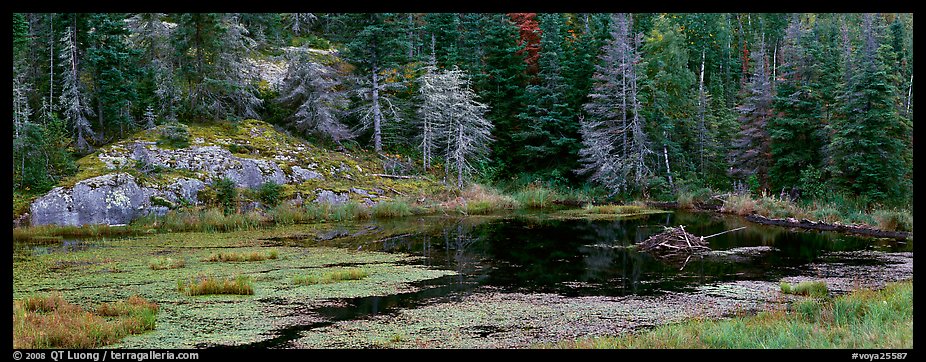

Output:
xmin=744 ymin=215 xmax=911 ymax=240
xmin=371 ymin=173 xmax=420 ymax=179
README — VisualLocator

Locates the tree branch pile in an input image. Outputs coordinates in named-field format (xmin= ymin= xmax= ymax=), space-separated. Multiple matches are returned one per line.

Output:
xmin=637 ymin=225 xmax=711 ymax=255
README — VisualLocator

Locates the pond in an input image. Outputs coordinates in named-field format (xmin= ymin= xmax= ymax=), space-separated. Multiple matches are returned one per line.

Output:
xmin=12 ymin=210 xmax=912 ymax=349
xmin=230 ymin=210 xmax=912 ymax=348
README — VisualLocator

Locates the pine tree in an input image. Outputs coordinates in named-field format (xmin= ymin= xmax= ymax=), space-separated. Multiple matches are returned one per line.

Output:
xmin=828 ymin=14 xmax=911 ymax=204
xmin=578 ymin=13 xmax=652 ymax=194
xmin=417 ymin=67 xmax=492 ymax=188
xmin=174 ymin=13 xmax=261 ymax=122
xmin=277 ymin=51 xmax=352 ymax=143
xmin=342 ymin=13 xmax=410 ymax=152
xmin=768 ymin=15 xmax=824 ymax=191
xmin=476 ymin=14 xmax=528 ymax=176
xmin=642 ymin=14 xmax=696 ymax=191
xmin=85 ymin=13 xmax=140 ymax=140
xmin=729 ymin=34 xmax=773 ymax=191
xmin=127 ymin=13 xmax=180 ymax=123
xmin=513 ymin=13 xmax=579 ymax=182
xmin=59 ymin=23 xmax=96 ymax=153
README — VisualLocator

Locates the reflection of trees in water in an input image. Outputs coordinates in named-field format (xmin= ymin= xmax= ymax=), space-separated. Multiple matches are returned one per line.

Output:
xmin=575 ymin=220 xmax=646 ymax=295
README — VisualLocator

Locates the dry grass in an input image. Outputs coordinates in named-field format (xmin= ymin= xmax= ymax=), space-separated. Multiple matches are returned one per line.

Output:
xmin=13 ymin=294 xmax=159 ymax=349
xmin=148 ymin=256 xmax=186 ymax=270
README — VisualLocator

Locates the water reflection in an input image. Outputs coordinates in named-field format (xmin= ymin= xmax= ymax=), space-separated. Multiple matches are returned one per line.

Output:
xmin=369 ymin=211 xmax=903 ymax=297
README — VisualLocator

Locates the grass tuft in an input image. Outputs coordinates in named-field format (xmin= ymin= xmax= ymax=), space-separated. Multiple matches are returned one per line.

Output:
xmin=178 ymin=276 xmax=254 ymax=296
xmin=372 ymin=200 xmax=412 ymax=219
xmin=293 ymin=268 xmax=369 ymax=285
xmin=203 ymin=250 xmax=278 ymax=262
xmin=13 ymin=294 xmax=159 ymax=349
xmin=780 ymin=280 xmax=829 ymax=298
xmin=148 ymin=256 xmax=186 ymax=270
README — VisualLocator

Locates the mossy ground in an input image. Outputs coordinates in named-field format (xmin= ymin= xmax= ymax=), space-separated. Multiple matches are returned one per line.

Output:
xmin=14 ymin=119 xmax=448 ymax=220
xmin=13 ymin=221 xmax=455 ymax=348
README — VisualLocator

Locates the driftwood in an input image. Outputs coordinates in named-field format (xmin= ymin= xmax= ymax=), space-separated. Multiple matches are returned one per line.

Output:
xmin=744 ymin=215 xmax=911 ymax=240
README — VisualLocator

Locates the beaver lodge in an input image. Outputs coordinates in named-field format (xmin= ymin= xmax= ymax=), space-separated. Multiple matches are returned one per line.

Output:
xmin=638 ymin=225 xmax=746 ymax=257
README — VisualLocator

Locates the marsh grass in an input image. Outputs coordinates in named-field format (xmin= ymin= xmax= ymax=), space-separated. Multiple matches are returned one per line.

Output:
xmin=372 ymin=200 xmax=412 ymax=219
xmin=293 ymin=268 xmax=369 ymax=285
xmin=178 ymin=276 xmax=254 ymax=296
xmin=511 ymin=185 xmax=558 ymax=209
xmin=780 ymin=280 xmax=829 ymax=298
xmin=13 ymin=294 xmax=159 ymax=349
xmin=543 ymin=280 xmax=912 ymax=349
xmin=204 ymin=250 xmax=278 ymax=262
xmin=148 ymin=256 xmax=186 ymax=270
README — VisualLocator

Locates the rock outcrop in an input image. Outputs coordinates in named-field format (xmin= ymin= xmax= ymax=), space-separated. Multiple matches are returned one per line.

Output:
xmin=25 ymin=119 xmax=440 ymax=227
xmin=30 ymin=173 xmax=164 ymax=226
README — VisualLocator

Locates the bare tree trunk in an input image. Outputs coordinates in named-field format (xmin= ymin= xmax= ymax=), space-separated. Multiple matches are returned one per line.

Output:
xmin=49 ymin=14 xmax=54 ymax=118
xmin=663 ymin=134 xmax=674 ymax=190
xmin=698 ymin=49 xmax=706 ymax=173
xmin=430 ymin=32 xmax=436 ymax=67
xmin=371 ymin=65 xmax=383 ymax=153
xmin=906 ymin=74 xmax=913 ymax=117
xmin=407 ymin=13 xmax=415 ymax=59
xmin=457 ymin=124 xmax=464 ymax=189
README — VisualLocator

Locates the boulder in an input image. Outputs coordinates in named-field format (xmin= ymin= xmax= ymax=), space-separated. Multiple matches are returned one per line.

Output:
xmin=291 ymin=165 xmax=323 ymax=183
xmin=30 ymin=173 xmax=157 ymax=226
xmin=314 ymin=189 xmax=349 ymax=205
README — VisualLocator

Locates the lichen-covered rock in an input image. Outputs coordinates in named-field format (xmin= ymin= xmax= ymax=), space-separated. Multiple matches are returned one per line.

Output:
xmin=129 ymin=143 xmax=286 ymax=188
xmin=30 ymin=173 xmax=157 ymax=226
xmin=162 ymin=178 xmax=206 ymax=204
xmin=314 ymin=189 xmax=349 ymax=205
xmin=29 ymin=173 xmax=208 ymax=226
xmin=291 ymin=165 xmax=323 ymax=183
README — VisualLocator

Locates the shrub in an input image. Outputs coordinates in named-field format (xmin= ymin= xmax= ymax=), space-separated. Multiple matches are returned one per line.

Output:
xmin=213 ymin=178 xmax=238 ymax=215
xmin=257 ymin=181 xmax=283 ymax=208
xmin=13 ymin=294 xmax=159 ymax=348
xmin=204 ymin=250 xmax=278 ymax=262
xmin=156 ymin=122 xmax=190 ymax=149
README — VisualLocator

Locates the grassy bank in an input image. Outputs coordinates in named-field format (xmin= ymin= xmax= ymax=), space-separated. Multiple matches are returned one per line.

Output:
xmin=545 ymin=280 xmax=912 ymax=349
xmin=673 ymin=187 xmax=913 ymax=233
xmin=13 ymin=183 xmax=660 ymax=241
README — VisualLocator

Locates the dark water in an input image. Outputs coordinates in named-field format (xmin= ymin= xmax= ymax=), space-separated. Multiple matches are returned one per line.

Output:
xmin=228 ymin=210 xmax=910 ymax=348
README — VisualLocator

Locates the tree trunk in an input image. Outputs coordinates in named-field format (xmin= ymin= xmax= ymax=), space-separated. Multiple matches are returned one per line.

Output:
xmin=663 ymin=137 xmax=674 ymax=190
xmin=906 ymin=74 xmax=913 ymax=117
xmin=698 ymin=49 xmax=706 ymax=173
xmin=371 ymin=65 xmax=383 ymax=153
xmin=49 ymin=14 xmax=54 ymax=119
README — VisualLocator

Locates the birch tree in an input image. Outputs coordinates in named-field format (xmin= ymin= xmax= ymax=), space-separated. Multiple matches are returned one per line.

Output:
xmin=578 ymin=13 xmax=652 ymax=194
